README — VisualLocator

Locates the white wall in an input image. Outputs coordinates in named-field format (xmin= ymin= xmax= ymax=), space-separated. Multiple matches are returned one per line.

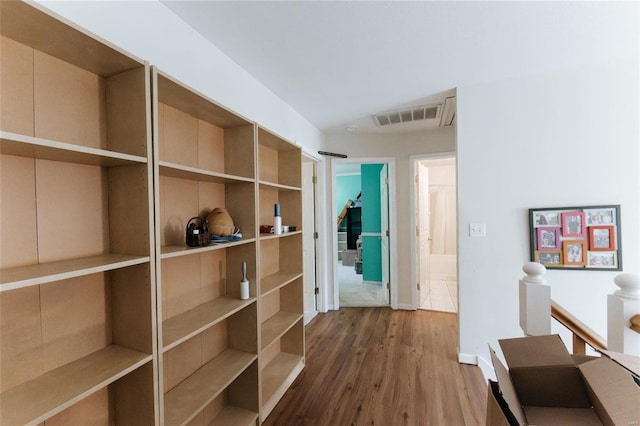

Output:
xmin=37 ymin=0 xmax=324 ymax=153
xmin=457 ymin=57 xmax=639 ymax=376
xmin=324 ymin=128 xmax=456 ymax=308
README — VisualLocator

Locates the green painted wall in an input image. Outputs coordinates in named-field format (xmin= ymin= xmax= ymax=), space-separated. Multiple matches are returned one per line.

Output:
xmin=360 ymin=164 xmax=383 ymax=233
xmin=361 ymin=164 xmax=384 ymax=283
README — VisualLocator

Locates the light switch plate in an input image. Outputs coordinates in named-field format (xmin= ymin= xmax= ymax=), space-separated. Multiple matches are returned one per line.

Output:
xmin=470 ymin=223 xmax=486 ymax=237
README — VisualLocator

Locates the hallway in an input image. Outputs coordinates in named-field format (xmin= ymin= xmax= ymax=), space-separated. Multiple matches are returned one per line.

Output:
xmin=338 ymin=261 xmax=388 ymax=307
xmin=263 ymin=308 xmax=487 ymax=425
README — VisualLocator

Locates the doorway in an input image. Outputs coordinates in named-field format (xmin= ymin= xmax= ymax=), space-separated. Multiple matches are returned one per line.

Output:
xmin=334 ymin=160 xmax=392 ymax=308
xmin=413 ymin=156 xmax=457 ymax=313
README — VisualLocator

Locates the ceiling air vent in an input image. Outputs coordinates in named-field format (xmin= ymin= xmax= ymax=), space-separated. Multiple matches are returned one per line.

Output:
xmin=372 ymin=104 xmax=441 ymax=127
xmin=439 ymin=96 xmax=456 ymax=127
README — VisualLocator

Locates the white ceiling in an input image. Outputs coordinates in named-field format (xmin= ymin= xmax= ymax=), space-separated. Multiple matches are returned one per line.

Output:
xmin=161 ymin=1 xmax=637 ymax=134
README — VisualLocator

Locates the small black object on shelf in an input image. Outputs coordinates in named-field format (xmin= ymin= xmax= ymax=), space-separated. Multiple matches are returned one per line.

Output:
xmin=186 ymin=216 xmax=210 ymax=247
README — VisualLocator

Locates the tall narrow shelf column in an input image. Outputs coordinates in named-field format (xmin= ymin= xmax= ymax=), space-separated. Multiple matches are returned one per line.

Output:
xmin=152 ymin=68 xmax=259 ymax=426
xmin=257 ymin=127 xmax=305 ymax=422
xmin=0 ymin=1 xmax=157 ymax=424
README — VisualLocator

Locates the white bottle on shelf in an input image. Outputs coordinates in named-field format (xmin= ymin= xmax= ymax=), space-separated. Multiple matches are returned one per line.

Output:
xmin=240 ymin=261 xmax=249 ymax=300
xmin=274 ymin=203 xmax=282 ymax=235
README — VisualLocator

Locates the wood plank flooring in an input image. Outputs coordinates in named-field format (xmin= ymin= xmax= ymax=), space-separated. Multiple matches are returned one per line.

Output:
xmin=263 ymin=308 xmax=487 ymax=426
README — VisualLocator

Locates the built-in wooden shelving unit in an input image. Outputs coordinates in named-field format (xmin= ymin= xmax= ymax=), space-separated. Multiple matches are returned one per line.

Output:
xmin=152 ymin=67 xmax=261 ymax=425
xmin=257 ymin=127 xmax=305 ymax=422
xmin=1 ymin=3 xmax=305 ymax=424
xmin=0 ymin=1 xmax=157 ymax=424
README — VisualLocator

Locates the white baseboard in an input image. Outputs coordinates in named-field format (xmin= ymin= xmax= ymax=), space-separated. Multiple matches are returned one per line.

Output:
xmin=362 ymin=280 xmax=382 ymax=286
xmin=458 ymin=352 xmax=477 ymax=365
xmin=304 ymin=311 xmax=318 ymax=325
xmin=396 ymin=303 xmax=415 ymax=310
xmin=477 ymin=354 xmax=495 ymax=381
xmin=459 ymin=352 xmax=495 ymax=381
xmin=326 ymin=303 xmax=335 ymax=311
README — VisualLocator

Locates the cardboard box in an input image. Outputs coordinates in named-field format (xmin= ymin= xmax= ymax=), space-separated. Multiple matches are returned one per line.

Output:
xmin=487 ymin=334 xmax=640 ymax=426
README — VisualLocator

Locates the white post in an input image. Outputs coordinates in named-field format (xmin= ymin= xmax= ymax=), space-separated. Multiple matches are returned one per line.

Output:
xmin=607 ymin=273 xmax=640 ymax=355
xmin=519 ymin=262 xmax=551 ymax=336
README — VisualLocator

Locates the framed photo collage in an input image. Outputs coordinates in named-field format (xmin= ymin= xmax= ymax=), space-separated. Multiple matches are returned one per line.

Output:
xmin=529 ymin=205 xmax=622 ymax=271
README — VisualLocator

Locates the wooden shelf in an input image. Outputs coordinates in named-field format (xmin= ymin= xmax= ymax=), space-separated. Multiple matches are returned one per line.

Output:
xmin=159 ymin=161 xmax=254 ymax=184
xmin=164 ymin=349 xmax=256 ymax=426
xmin=261 ymin=352 xmax=304 ymax=419
xmin=260 ymin=271 xmax=303 ymax=296
xmin=257 ymin=127 xmax=299 ymax=153
xmin=0 ymin=0 xmax=142 ymax=77
xmin=259 ymin=180 xmax=301 ymax=192
xmin=261 ymin=312 xmax=303 ymax=350
xmin=257 ymin=127 xmax=301 ymax=190
xmin=0 ymin=132 xmax=148 ymax=167
xmin=0 ymin=253 xmax=150 ymax=292
xmin=259 ymin=230 xmax=302 ymax=241
xmin=0 ymin=345 xmax=151 ymax=426
xmin=207 ymin=406 xmax=258 ymax=426
xmin=162 ymin=297 xmax=256 ymax=352
xmin=160 ymin=238 xmax=256 ymax=260
xmin=156 ymin=70 xmax=252 ymax=130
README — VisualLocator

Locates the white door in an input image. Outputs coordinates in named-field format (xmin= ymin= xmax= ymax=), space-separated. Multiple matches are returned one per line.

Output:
xmin=416 ymin=161 xmax=431 ymax=308
xmin=380 ymin=164 xmax=390 ymax=303
xmin=302 ymin=160 xmax=317 ymax=321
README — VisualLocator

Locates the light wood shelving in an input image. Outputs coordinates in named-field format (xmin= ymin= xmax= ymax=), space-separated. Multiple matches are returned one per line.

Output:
xmin=2 ymin=4 xmax=306 ymax=423
xmin=257 ymin=127 xmax=305 ymax=422
xmin=153 ymin=67 xmax=260 ymax=424
xmin=0 ymin=2 xmax=157 ymax=424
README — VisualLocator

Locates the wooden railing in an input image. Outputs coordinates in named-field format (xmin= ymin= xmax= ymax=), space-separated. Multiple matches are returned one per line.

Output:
xmin=550 ymin=299 xmax=607 ymax=355
xmin=520 ymin=263 xmax=638 ymax=356
xmin=631 ymin=314 xmax=640 ymax=334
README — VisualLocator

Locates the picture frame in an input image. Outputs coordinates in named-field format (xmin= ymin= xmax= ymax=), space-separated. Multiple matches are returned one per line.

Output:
xmin=561 ymin=211 xmax=585 ymax=237
xmin=528 ymin=204 xmax=621 ymax=271
xmin=589 ymin=226 xmax=615 ymax=251
xmin=536 ymin=227 xmax=560 ymax=251
xmin=563 ymin=240 xmax=587 ymax=266
xmin=532 ymin=211 xmax=560 ymax=228
xmin=586 ymin=251 xmax=618 ymax=268
xmin=584 ymin=208 xmax=616 ymax=227
xmin=535 ymin=250 xmax=563 ymax=268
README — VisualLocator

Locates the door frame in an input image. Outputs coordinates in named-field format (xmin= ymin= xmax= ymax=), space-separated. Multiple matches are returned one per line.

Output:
xmin=302 ymin=154 xmax=319 ymax=324
xmin=301 ymin=148 xmax=329 ymax=314
xmin=409 ymin=152 xmax=456 ymax=310
xmin=331 ymin=156 xmax=397 ymax=310
xmin=415 ymin=160 xmax=430 ymax=309
xmin=379 ymin=164 xmax=390 ymax=304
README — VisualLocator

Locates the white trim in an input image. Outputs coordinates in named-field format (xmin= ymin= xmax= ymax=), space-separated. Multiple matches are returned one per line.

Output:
xmin=304 ymin=310 xmax=318 ymax=325
xmin=458 ymin=352 xmax=495 ymax=381
xmin=362 ymin=280 xmax=383 ymax=286
xmin=478 ymin=355 xmax=495 ymax=381
xmin=396 ymin=303 xmax=415 ymax=311
xmin=360 ymin=232 xmax=382 ymax=237
xmin=457 ymin=352 xmax=477 ymax=365
xmin=336 ymin=172 xmax=360 ymax=177
xmin=331 ymin=156 xmax=398 ymax=310
xmin=301 ymin=150 xmax=328 ymax=314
